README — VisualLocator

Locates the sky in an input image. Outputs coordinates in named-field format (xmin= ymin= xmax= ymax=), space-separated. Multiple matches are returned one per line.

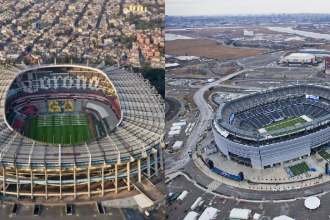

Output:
xmin=166 ymin=0 xmax=330 ymax=16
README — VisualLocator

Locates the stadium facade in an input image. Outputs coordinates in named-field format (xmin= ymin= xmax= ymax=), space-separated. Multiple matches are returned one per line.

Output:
xmin=0 ymin=64 xmax=164 ymax=199
xmin=212 ymin=85 xmax=330 ymax=169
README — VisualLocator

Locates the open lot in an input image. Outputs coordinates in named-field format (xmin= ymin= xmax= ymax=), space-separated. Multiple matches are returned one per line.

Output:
xmin=166 ymin=26 xmax=288 ymax=39
xmin=166 ymin=39 xmax=263 ymax=60
xmin=166 ymin=88 xmax=198 ymax=109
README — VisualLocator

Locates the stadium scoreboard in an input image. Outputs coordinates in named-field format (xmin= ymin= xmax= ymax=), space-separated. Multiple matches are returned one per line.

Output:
xmin=306 ymin=94 xmax=320 ymax=100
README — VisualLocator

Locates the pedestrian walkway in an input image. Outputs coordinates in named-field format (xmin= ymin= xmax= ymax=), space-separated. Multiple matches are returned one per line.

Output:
xmin=191 ymin=150 xmax=330 ymax=191
xmin=207 ymin=181 xmax=222 ymax=191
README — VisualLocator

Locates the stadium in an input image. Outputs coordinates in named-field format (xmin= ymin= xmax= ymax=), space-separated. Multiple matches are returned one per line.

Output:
xmin=212 ymin=84 xmax=330 ymax=169
xmin=0 ymin=64 xmax=164 ymax=200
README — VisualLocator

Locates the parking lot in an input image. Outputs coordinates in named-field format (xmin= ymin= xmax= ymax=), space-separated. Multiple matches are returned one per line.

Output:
xmin=164 ymin=101 xmax=200 ymax=172
xmin=166 ymin=174 xmax=330 ymax=220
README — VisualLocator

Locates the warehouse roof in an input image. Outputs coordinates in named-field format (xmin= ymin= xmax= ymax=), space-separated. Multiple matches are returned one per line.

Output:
xmin=285 ymin=53 xmax=314 ymax=58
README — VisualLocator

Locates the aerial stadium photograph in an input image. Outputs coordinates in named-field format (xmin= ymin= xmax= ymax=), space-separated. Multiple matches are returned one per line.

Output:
xmin=213 ymin=84 xmax=330 ymax=169
xmin=0 ymin=0 xmax=165 ymax=219
xmin=0 ymin=64 xmax=165 ymax=219
xmin=165 ymin=0 xmax=330 ymax=219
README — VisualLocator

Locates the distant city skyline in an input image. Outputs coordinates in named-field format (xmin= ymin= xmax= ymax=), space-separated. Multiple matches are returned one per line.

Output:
xmin=166 ymin=0 xmax=330 ymax=16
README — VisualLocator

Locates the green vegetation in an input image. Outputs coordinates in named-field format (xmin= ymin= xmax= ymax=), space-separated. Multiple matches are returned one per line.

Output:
xmin=261 ymin=117 xmax=307 ymax=132
xmin=135 ymin=63 xmax=165 ymax=96
xmin=125 ymin=14 xmax=164 ymax=30
xmin=319 ymin=150 xmax=330 ymax=162
xmin=26 ymin=114 xmax=92 ymax=145
xmin=288 ymin=162 xmax=310 ymax=176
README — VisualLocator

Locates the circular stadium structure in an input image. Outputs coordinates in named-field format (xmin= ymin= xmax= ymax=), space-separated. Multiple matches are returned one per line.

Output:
xmin=0 ymin=64 xmax=164 ymax=200
xmin=212 ymin=85 xmax=330 ymax=169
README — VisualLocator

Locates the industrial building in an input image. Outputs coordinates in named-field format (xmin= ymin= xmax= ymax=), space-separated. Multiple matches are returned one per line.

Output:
xmin=284 ymin=53 xmax=316 ymax=64
xmin=184 ymin=211 xmax=198 ymax=220
xmin=198 ymin=207 xmax=218 ymax=220
xmin=243 ymin=30 xmax=254 ymax=36
xmin=325 ymin=57 xmax=330 ymax=74
xmin=299 ymin=49 xmax=330 ymax=58
xmin=172 ymin=141 xmax=184 ymax=151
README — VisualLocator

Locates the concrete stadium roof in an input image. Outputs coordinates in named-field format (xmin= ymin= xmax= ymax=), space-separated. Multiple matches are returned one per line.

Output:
xmin=0 ymin=64 xmax=164 ymax=167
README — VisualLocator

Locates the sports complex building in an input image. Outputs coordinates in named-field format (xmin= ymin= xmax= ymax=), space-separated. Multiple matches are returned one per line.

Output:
xmin=0 ymin=64 xmax=164 ymax=199
xmin=212 ymin=85 xmax=330 ymax=169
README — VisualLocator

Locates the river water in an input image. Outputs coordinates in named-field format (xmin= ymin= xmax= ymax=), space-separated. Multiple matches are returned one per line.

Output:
xmin=165 ymin=33 xmax=195 ymax=41
xmin=268 ymin=27 xmax=330 ymax=41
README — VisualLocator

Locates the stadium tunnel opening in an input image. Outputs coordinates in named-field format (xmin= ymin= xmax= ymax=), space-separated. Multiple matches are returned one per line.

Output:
xmin=5 ymin=65 xmax=122 ymax=146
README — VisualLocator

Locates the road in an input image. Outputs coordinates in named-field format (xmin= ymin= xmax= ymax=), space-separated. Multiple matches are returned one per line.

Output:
xmin=233 ymin=77 xmax=327 ymax=83
xmin=165 ymin=68 xmax=248 ymax=175
xmin=182 ymin=160 xmax=330 ymax=200
xmin=165 ymin=61 xmax=330 ymax=200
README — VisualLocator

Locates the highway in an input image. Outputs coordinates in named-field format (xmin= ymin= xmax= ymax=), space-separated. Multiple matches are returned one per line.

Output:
xmin=165 ymin=64 xmax=330 ymax=200
xmin=233 ymin=77 xmax=327 ymax=83
xmin=165 ymin=61 xmax=317 ymax=176
xmin=164 ymin=52 xmax=330 ymax=200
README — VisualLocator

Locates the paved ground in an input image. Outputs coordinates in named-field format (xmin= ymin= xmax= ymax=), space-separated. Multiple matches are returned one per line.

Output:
xmin=182 ymin=157 xmax=330 ymax=200
xmin=166 ymin=175 xmax=330 ymax=220
xmin=165 ymin=68 xmax=249 ymax=176
xmin=0 ymin=203 xmax=131 ymax=220
xmin=165 ymin=97 xmax=182 ymax=121
xmin=199 ymin=142 xmax=328 ymax=187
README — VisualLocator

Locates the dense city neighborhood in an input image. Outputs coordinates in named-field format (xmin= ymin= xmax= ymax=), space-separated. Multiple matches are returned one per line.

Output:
xmin=0 ymin=0 xmax=165 ymax=68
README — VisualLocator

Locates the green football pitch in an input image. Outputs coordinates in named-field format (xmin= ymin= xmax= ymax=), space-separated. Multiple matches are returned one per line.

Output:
xmin=25 ymin=114 xmax=92 ymax=145
xmin=261 ymin=116 xmax=307 ymax=132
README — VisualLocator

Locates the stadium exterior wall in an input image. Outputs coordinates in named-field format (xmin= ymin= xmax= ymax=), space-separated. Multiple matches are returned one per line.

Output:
xmin=212 ymin=120 xmax=330 ymax=168
xmin=0 ymin=144 xmax=164 ymax=199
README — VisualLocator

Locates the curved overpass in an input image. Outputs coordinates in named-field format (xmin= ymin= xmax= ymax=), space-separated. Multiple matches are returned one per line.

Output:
xmin=165 ymin=69 xmax=247 ymax=175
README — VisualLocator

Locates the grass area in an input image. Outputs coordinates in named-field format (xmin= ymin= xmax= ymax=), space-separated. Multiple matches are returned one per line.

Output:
xmin=169 ymin=89 xmax=198 ymax=110
xmin=220 ymin=80 xmax=235 ymax=86
xmin=26 ymin=114 xmax=92 ymax=145
xmin=261 ymin=116 xmax=306 ymax=132
xmin=203 ymin=90 xmax=218 ymax=112
xmin=166 ymin=68 xmax=210 ymax=77
xmin=319 ymin=150 xmax=330 ymax=162
xmin=288 ymin=162 xmax=310 ymax=176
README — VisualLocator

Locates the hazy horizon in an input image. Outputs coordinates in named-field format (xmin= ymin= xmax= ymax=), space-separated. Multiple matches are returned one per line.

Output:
xmin=166 ymin=0 xmax=330 ymax=16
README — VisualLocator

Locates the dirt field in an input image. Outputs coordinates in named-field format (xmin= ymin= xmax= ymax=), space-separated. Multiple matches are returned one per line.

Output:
xmin=166 ymin=68 xmax=211 ymax=77
xmin=166 ymin=26 xmax=289 ymax=39
xmin=166 ymin=39 xmax=263 ymax=60
xmin=203 ymin=90 xmax=218 ymax=111
xmin=168 ymin=91 xmax=198 ymax=109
